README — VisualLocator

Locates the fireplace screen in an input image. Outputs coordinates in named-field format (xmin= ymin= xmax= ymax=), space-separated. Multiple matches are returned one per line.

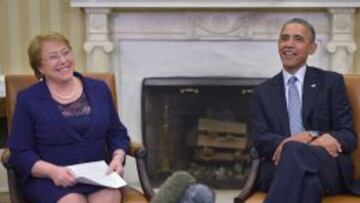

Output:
xmin=141 ymin=77 xmax=265 ymax=188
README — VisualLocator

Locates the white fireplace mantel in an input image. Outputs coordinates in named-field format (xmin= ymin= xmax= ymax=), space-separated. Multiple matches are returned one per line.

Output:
xmin=72 ymin=0 xmax=359 ymax=73
xmin=71 ymin=0 xmax=359 ymax=184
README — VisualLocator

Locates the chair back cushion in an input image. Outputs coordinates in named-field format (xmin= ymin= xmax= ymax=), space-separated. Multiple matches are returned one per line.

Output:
xmin=5 ymin=72 xmax=117 ymax=133
xmin=344 ymin=75 xmax=360 ymax=179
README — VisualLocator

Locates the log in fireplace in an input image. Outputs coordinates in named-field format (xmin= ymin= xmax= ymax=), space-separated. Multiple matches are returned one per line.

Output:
xmin=142 ymin=77 xmax=264 ymax=188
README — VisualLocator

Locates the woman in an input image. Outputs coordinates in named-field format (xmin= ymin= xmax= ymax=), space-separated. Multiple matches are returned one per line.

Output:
xmin=7 ymin=32 xmax=130 ymax=203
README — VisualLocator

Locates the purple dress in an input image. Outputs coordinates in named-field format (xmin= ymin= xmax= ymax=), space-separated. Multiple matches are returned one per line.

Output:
xmin=26 ymin=93 xmax=105 ymax=202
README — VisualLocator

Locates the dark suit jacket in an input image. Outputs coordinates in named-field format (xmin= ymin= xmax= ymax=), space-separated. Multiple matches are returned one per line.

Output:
xmin=251 ymin=66 xmax=357 ymax=191
xmin=7 ymin=73 xmax=130 ymax=184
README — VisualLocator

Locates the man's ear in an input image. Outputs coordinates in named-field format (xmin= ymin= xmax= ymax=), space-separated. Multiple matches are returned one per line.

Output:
xmin=309 ymin=42 xmax=318 ymax=55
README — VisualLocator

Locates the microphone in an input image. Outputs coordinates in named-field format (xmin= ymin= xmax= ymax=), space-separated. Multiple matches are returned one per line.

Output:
xmin=151 ymin=171 xmax=196 ymax=203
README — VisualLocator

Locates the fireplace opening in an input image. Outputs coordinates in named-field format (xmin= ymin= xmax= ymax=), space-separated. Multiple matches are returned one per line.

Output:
xmin=141 ymin=77 xmax=265 ymax=188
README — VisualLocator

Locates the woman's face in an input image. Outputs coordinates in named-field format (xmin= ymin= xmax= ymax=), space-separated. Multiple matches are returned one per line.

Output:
xmin=39 ymin=40 xmax=75 ymax=84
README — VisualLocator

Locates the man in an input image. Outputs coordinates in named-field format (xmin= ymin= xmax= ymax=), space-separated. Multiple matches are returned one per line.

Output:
xmin=251 ymin=18 xmax=358 ymax=203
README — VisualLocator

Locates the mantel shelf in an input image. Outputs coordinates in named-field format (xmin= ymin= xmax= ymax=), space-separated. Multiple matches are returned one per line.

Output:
xmin=71 ymin=0 xmax=360 ymax=9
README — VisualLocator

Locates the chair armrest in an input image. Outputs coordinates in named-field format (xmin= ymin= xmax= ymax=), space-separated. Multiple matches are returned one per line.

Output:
xmin=1 ymin=148 xmax=28 ymax=203
xmin=1 ymin=148 xmax=10 ymax=168
xmin=128 ymin=142 xmax=155 ymax=200
xmin=128 ymin=142 xmax=144 ymax=157
xmin=234 ymin=148 xmax=260 ymax=203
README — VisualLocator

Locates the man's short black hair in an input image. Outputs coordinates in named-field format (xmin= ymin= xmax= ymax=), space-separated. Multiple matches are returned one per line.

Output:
xmin=281 ymin=18 xmax=316 ymax=42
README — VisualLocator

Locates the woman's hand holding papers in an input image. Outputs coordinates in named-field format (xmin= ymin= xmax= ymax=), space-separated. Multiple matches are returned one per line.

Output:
xmin=108 ymin=149 xmax=126 ymax=176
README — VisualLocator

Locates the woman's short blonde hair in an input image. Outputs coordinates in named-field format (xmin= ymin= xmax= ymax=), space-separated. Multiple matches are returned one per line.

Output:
xmin=28 ymin=32 xmax=72 ymax=79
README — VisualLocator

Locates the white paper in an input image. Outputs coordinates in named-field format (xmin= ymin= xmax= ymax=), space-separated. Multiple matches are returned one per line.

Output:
xmin=66 ymin=160 xmax=127 ymax=188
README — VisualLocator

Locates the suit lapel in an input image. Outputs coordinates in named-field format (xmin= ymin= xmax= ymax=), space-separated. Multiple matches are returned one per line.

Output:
xmin=302 ymin=66 xmax=320 ymax=128
xmin=270 ymin=73 xmax=291 ymax=135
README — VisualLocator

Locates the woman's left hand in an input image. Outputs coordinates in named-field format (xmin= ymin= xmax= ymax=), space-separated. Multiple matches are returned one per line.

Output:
xmin=108 ymin=149 xmax=126 ymax=176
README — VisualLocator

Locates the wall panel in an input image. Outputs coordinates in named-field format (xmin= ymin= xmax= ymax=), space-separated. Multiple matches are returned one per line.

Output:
xmin=0 ymin=0 xmax=85 ymax=76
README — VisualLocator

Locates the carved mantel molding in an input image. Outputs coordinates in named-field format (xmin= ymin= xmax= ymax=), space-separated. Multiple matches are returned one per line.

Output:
xmin=83 ymin=8 xmax=114 ymax=71
xmin=72 ymin=0 xmax=359 ymax=74
xmin=326 ymin=8 xmax=357 ymax=73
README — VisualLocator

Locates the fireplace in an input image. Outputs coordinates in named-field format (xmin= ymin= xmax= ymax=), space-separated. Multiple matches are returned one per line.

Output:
xmin=142 ymin=77 xmax=264 ymax=188
xmin=72 ymin=0 xmax=358 ymax=185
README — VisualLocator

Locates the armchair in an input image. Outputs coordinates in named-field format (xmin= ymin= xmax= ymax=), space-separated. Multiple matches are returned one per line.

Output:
xmin=234 ymin=74 xmax=360 ymax=203
xmin=1 ymin=73 xmax=154 ymax=203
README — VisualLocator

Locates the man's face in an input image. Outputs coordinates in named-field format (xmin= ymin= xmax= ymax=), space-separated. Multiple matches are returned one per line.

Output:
xmin=278 ymin=23 xmax=317 ymax=73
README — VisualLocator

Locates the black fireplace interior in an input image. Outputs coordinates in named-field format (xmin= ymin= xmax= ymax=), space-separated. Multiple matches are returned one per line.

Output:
xmin=141 ymin=77 xmax=265 ymax=188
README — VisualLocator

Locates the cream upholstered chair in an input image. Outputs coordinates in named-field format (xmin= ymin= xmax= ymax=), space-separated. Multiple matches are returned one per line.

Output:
xmin=1 ymin=73 xmax=154 ymax=203
xmin=234 ymin=74 xmax=360 ymax=203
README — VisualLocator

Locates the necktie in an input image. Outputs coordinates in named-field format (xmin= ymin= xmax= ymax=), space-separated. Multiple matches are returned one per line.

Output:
xmin=287 ymin=76 xmax=304 ymax=135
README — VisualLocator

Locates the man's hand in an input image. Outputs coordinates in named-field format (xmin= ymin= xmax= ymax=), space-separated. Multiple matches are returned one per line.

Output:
xmin=272 ymin=131 xmax=313 ymax=165
xmin=310 ymin=133 xmax=342 ymax=157
xmin=288 ymin=131 xmax=313 ymax=143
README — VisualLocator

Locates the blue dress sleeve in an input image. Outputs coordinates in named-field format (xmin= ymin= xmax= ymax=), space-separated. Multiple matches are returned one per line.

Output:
xmin=102 ymin=82 xmax=130 ymax=154
xmin=8 ymin=92 xmax=41 ymax=182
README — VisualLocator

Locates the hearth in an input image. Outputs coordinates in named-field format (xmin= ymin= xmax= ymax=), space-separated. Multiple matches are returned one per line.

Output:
xmin=141 ymin=77 xmax=264 ymax=188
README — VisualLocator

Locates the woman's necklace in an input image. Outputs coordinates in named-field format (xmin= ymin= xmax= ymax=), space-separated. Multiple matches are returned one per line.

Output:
xmin=48 ymin=78 xmax=77 ymax=100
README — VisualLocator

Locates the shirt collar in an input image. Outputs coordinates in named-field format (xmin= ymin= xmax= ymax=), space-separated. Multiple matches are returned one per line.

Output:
xmin=282 ymin=64 xmax=307 ymax=85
